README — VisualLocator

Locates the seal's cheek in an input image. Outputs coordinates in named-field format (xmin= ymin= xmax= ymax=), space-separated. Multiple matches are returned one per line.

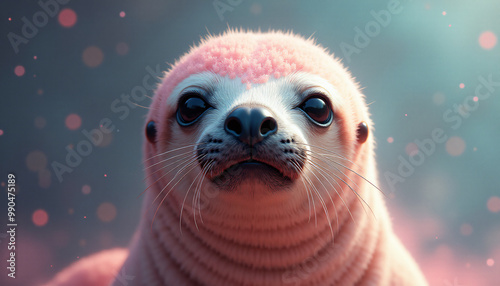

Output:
xmin=356 ymin=121 xmax=368 ymax=144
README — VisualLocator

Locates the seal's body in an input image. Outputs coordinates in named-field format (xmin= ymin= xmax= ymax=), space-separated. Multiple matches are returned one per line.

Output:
xmin=47 ymin=31 xmax=427 ymax=286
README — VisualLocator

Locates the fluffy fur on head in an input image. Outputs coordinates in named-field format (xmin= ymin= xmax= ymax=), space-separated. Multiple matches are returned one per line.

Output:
xmin=150 ymin=29 xmax=371 ymax=159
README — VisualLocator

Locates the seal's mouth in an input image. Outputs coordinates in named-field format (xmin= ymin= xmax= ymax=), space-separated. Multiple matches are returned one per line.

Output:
xmin=230 ymin=158 xmax=284 ymax=174
xmin=210 ymin=157 xmax=293 ymax=184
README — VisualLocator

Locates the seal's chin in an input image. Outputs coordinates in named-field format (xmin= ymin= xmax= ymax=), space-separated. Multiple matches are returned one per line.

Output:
xmin=209 ymin=158 xmax=295 ymax=191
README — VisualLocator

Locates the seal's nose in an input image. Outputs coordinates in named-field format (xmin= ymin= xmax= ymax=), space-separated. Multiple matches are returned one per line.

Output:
xmin=224 ymin=107 xmax=277 ymax=146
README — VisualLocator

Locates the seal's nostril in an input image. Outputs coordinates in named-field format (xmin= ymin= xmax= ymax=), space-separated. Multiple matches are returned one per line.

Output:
xmin=260 ymin=118 xmax=277 ymax=136
xmin=226 ymin=117 xmax=242 ymax=135
xmin=225 ymin=106 xmax=276 ymax=145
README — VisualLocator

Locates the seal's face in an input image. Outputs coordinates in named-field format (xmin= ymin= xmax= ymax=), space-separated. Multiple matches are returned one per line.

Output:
xmin=154 ymin=72 xmax=345 ymax=194
xmin=143 ymin=32 xmax=372 ymax=223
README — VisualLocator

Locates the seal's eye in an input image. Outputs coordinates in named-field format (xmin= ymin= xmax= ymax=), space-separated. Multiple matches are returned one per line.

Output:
xmin=299 ymin=96 xmax=333 ymax=126
xmin=177 ymin=95 xmax=210 ymax=126
xmin=146 ymin=120 xmax=157 ymax=143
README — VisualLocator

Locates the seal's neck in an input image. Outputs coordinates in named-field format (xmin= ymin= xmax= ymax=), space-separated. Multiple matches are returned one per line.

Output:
xmin=118 ymin=162 xmax=392 ymax=285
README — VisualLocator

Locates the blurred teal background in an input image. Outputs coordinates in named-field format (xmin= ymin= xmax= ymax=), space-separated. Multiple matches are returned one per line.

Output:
xmin=0 ymin=0 xmax=499 ymax=285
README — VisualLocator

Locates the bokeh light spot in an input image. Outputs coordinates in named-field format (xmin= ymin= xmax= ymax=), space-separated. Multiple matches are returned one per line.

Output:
xmin=34 ymin=116 xmax=47 ymax=129
xmin=0 ymin=129 xmax=3 ymax=136
xmin=387 ymin=137 xmax=394 ymax=143
xmin=58 ymin=8 xmax=77 ymax=28
xmin=82 ymin=46 xmax=104 ymax=68
xmin=459 ymin=83 xmax=465 ymax=89
xmin=445 ymin=136 xmax=466 ymax=156
xmin=479 ymin=31 xmax=497 ymax=50
xmin=65 ymin=113 xmax=82 ymax=130
xmin=32 ymin=209 xmax=49 ymax=227
xmin=26 ymin=150 xmax=48 ymax=172
xmin=79 ymin=239 xmax=86 ymax=247
xmin=116 ymin=42 xmax=129 ymax=55
xmin=442 ymin=11 xmax=446 ymax=16
xmin=82 ymin=184 xmax=91 ymax=195
xmin=99 ymin=230 xmax=114 ymax=247
xmin=14 ymin=65 xmax=25 ymax=76
xmin=433 ymin=92 xmax=445 ymax=105
xmin=97 ymin=202 xmax=117 ymax=222
xmin=460 ymin=223 xmax=473 ymax=236
xmin=405 ymin=142 xmax=419 ymax=157
xmin=97 ymin=132 xmax=113 ymax=147
xmin=250 ymin=3 xmax=262 ymax=15
xmin=473 ymin=96 xmax=478 ymax=102
xmin=487 ymin=258 xmax=495 ymax=267
xmin=487 ymin=196 xmax=500 ymax=213
xmin=38 ymin=168 xmax=52 ymax=189
xmin=119 ymin=11 xmax=126 ymax=18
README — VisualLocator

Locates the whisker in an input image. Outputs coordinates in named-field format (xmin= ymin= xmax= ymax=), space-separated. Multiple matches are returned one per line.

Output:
xmin=298 ymin=154 xmax=356 ymax=226
xmin=302 ymin=168 xmax=329 ymax=230
xmin=179 ymin=161 xmax=209 ymax=235
xmin=303 ymin=151 xmax=374 ymax=219
xmin=302 ymin=161 xmax=335 ymax=238
xmin=291 ymin=161 xmax=316 ymax=224
xmin=143 ymin=154 xmax=196 ymax=182
xmin=151 ymin=156 xmax=202 ymax=205
xmin=142 ymin=143 xmax=204 ymax=163
xmin=143 ymin=148 xmax=201 ymax=170
xmin=307 ymin=152 xmax=362 ymax=195
xmin=138 ymin=154 xmax=207 ymax=199
xmin=193 ymin=160 xmax=215 ymax=229
xmin=302 ymin=158 xmax=340 ymax=232
xmin=150 ymin=159 xmax=201 ymax=231
xmin=330 ymin=160 xmax=386 ymax=198
xmin=291 ymin=162 xmax=313 ymax=222
xmin=307 ymin=149 xmax=386 ymax=198
xmin=291 ymin=161 xmax=319 ymax=227
xmin=297 ymin=142 xmax=362 ymax=170
xmin=132 ymin=102 xmax=153 ymax=110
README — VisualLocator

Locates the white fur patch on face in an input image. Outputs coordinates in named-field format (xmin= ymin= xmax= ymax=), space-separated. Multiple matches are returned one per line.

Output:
xmin=167 ymin=71 xmax=344 ymax=115
xmin=160 ymin=71 xmax=348 ymax=195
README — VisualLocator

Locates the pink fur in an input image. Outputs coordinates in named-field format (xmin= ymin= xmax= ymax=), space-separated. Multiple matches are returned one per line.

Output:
xmin=151 ymin=30 xmax=365 ymax=155
xmin=42 ymin=248 xmax=128 ymax=286
xmin=46 ymin=30 xmax=427 ymax=286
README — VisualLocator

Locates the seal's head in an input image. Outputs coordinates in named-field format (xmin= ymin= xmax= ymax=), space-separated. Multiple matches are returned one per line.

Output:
xmin=143 ymin=30 xmax=373 ymax=229
xmin=47 ymin=30 xmax=428 ymax=286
